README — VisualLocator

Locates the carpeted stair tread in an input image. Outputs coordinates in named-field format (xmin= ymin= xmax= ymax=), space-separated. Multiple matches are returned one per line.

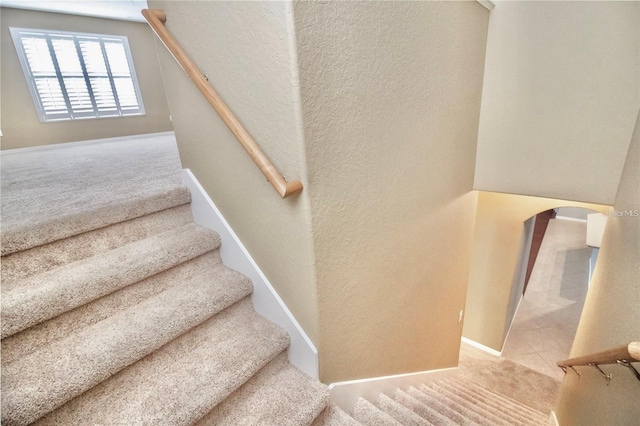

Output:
xmin=195 ymin=351 xmax=328 ymax=425
xmin=0 ymin=135 xmax=184 ymax=248
xmin=312 ymin=403 xmax=362 ymax=426
xmin=1 ymin=222 xmax=220 ymax=338
xmin=1 ymin=251 xmax=222 ymax=365
xmin=343 ymin=382 xmax=545 ymax=426
xmin=33 ymin=297 xmax=290 ymax=426
xmin=394 ymin=389 xmax=460 ymax=426
xmin=375 ymin=393 xmax=431 ymax=425
xmin=1 ymin=137 xmax=335 ymax=425
xmin=442 ymin=384 xmax=540 ymax=426
xmin=1 ymin=258 xmax=252 ymax=426
xmin=442 ymin=379 xmax=546 ymax=424
xmin=453 ymin=378 xmax=548 ymax=422
xmin=425 ymin=382 xmax=514 ymax=426
xmin=406 ymin=386 xmax=479 ymax=426
xmin=457 ymin=345 xmax=559 ymax=414
xmin=416 ymin=384 xmax=497 ymax=426
xmin=1 ymin=184 xmax=191 ymax=256
xmin=1 ymin=204 xmax=194 ymax=284
xmin=434 ymin=380 xmax=528 ymax=425
xmin=352 ymin=397 xmax=402 ymax=426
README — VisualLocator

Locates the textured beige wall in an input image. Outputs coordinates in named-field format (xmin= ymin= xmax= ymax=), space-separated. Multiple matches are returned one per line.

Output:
xmin=474 ymin=1 xmax=639 ymax=205
xmin=148 ymin=1 xmax=320 ymax=342
xmin=463 ymin=192 xmax=609 ymax=351
xmin=555 ymin=111 xmax=640 ymax=425
xmin=295 ymin=1 xmax=489 ymax=382
xmin=0 ymin=7 xmax=172 ymax=150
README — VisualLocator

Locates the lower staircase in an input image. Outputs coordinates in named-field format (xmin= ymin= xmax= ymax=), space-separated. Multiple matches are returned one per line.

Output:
xmin=319 ymin=377 xmax=549 ymax=425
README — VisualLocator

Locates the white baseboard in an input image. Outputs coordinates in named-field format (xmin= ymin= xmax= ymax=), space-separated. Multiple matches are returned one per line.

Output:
xmin=501 ymin=293 xmax=524 ymax=352
xmin=461 ymin=336 xmax=502 ymax=357
xmin=182 ymin=169 xmax=319 ymax=379
xmin=0 ymin=131 xmax=176 ymax=155
xmin=462 ymin=293 xmax=523 ymax=358
xmin=329 ymin=367 xmax=459 ymax=413
xmin=549 ymin=410 xmax=559 ymax=426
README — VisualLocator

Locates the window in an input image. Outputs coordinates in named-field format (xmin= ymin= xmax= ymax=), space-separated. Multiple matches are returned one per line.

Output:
xmin=10 ymin=27 xmax=145 ymax=122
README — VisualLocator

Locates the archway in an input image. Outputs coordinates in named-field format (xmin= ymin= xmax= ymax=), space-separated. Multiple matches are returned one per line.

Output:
xmin=500 ymin=207 xmax=603 ymax=379
xmin=462 ymin=191 xmax=609 ymax=359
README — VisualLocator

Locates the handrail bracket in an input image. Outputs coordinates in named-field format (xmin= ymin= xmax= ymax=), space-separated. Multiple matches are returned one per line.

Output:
xmin=570 ymin=366 xmax=581 ymax=377
xmin=589 ymin=363 xmax=612 ymax=385
xmin=616 ymin=359 xmax=640 ymax=381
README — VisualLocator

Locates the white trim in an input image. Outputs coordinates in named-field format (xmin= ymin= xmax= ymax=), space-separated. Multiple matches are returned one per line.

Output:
xmin=501 ymin=293 xmax=524 ymax=352
xmin=588 ymin=248 xmax=599 ymax=288
xmin=555 ymin=216 xmax=587 ymax=223
xmin=461 ymin=336 xmax=502 ymax=357
xmin=182 ymin=169 xmax=319 ymax=379
xmin=549 ymin=410 xmax=560 ymax=426
xmin=0 ymin=131 xmax=175 ymax=155
xmin=329 ymin=367 xmax=459 ymax=413
xmin=477 ymin=0 xmax=495 ymax=11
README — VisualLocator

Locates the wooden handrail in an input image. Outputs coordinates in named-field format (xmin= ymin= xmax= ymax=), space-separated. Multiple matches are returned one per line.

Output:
xmin=142 ymin=9 xmax=303 ymax=198
xmin=557 ymin=342 xmax=640 ymax=382
xmin=557 ymin=342 xmax=640 ymax=368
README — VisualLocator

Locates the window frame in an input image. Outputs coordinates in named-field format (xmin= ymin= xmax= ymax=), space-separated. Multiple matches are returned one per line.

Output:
xmin=10 ymin=27 xmax=146 ymax=122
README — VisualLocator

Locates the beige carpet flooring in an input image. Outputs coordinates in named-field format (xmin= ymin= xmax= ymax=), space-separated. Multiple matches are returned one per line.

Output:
xmin=0 ymin=135 xmax=329 ymax=425
xmin=458 ymin=342 xmax=560 ymax=413
xmin=0 ymin=134 xmax=186 ymax=255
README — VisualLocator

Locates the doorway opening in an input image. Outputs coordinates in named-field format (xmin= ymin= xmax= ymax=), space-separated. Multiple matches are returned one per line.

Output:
xmin=501 ymin=207 xmax=601 ymax=379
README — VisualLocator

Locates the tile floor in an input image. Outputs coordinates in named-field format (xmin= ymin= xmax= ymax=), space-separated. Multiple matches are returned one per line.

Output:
xmin=501 ymin=218 xmax=593 ymax=380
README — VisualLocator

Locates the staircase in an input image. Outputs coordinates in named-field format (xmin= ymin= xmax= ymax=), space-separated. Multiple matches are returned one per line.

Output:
xmin=0 ymin=138 xmax=329 ymax=425
xmin=1 ymin=136 xmax=551 ymax=425
xmin=322 ymin=377 xmax=549 ymax=425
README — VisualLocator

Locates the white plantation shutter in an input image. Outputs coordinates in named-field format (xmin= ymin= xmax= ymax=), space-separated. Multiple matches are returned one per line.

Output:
xmin=10 ymin=28 xmax=145 ymax=121
xmin=21 ymin=35 xmax=69 ymax=119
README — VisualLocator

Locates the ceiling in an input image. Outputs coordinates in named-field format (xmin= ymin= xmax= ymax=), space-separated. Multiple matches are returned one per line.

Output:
xmin=0 ymin=0 xmax=149 ymax=22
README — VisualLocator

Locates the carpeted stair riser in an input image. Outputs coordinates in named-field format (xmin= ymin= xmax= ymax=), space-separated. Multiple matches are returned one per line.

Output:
xmin=2 ymin=137 xmax=334 ymax=426
xmin=1 ymin=185 xmax=191 ymax=256
xmin=455 ymin=379 xmax=548 ymax=423
xmin=1 ymin=204 xmax=194 ymax=284
xmin=1 ymin=255 xmax=252 ymax=426
xmin=338 ymin=375 xmax=551 ymax=426
xmin=375 ymin=393 xmax=430 ymax=425
xmin=406 ymin=386 xmax=478 ymax=425
xmin=394 ymin=389 xmax=462 ymax=426
xmin=34 ymin=298 xmax=290 ymax=426
xmin=195 ymin=351 xmax=329 ymax=425
xmin=441 ymin=379 xmax=544 ymax=425
xmin=447 ymin=387 xmax=540 ymax=426
xmin=417 ymin=384 xmax=497 ymax=426
xmin=435 ymin=380 xmax=528 ymax=425
xmin=425 ymin=382 xmax=514 ymax=426
xmin=1 ymin=222 xmax=220 ymax=339
xmin=313 ymin=403 xmax=362 ymax=426
xmin=1 ymin=250 xmax=222 ymax=365
xmin=457 ymin=347 xmax=559 ymax=414
xmin=351 ymin=398 xmax=401 ymax=426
